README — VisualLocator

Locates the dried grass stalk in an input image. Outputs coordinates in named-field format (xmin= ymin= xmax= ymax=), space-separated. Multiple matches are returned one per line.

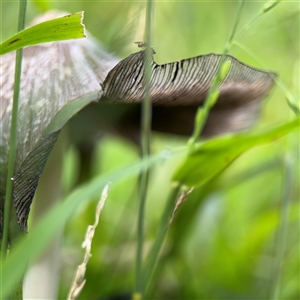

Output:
xmin=67 ymin=183 xmax=110 ymax=300
xmin=169 ymin=188 xmax=194 ymax=226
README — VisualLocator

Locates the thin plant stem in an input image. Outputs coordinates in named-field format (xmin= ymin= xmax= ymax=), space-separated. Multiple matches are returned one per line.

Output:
xmin=270 ymin=101 xmax=297 ymax=299
xmin=234 ymin=0 xmax=300 ymax=116
xmin=235 ymin=0 xmax=281 ymax=39
xmin=143 ymin=186 xmax=181 ymax=293
xmin=140 ymin=0 xmax=245 ymax=295
xmin=1 ymin=0 xmax=27 ymax=256
xmin=224 ymin=0 xmax=245 ymax=52
xmin=135 ymin=0 xmax=154 ymax=296
xmin=233 ymin=41 xmax=299 ymax=116
xmin=1 ymin=1 xmax=27 ymax=299
xmin=270 ymin=153 xmax=294 ymax=299
xmin=188 ymin=0 xmax=245 ymax=145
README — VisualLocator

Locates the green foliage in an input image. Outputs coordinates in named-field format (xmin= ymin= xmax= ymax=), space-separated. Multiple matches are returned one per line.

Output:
xmin=0 ymin=1 xmax=299 ymax=299
xmin=174 ymin=118 xmax=299 ymax=188
xmin=0 ymin=11 xmax=85 ymax=55
xmin=1 ymin=149 xmax=178 ymax=299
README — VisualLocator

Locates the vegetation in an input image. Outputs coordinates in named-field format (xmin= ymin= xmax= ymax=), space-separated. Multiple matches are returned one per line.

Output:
xmin=1 ymin=1 xmax=299 ymax=299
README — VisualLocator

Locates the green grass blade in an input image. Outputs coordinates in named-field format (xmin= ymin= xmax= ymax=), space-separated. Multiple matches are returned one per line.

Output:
xmin=136 ymin=0 xmax=154 ymax=296
xmin=0 ymin=12 xmax=85 ymax=55
xmin=234 ymin=41 xmax=299 ymax=116
xmin=236 ymin=0 xmax=281 ymax=39
xmin=1 ymin=149 xmax=184 ymax=298
xmin=270 ymin=153 xmax=295 ymax=299
xmin=1 ymin=0 xmax=27 ymax=258
xmin=143 ymin=186 xmax=181 ymax=293
xmin=173 ymin=118 xmax=299 ymax=188
xmin=188 ymin=0 xmax=244 ymax=145
xmin=1 ymin=1 xmax=27 ymax=298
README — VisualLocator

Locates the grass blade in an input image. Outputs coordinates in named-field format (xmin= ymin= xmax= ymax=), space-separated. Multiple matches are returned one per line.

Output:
xmin=143 ymin=186 xmax=181 ymax=292
xmin=0 ymin=12 xmax=85 ymax=55
xmin=173 ymin=118 xmax=299 ymax=188
xmin=1 ymin=0 xmax=27 ymax=257
xmin=1 ymin=149 xmax=183 ymax=298
xmin=136 ymin=0 xmax=154 ymax=296
xmin=188 ymin=0 xmax=245 ymax=145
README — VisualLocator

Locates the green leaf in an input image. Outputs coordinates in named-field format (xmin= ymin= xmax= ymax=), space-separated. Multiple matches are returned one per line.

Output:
xmin=0 ymin=12 xmax=85 ymax=55
xmin=173 ymin=118 xmax=299 ymax=188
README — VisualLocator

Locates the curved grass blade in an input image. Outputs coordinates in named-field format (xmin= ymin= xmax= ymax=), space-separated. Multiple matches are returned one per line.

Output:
xmin=173 ymin=118 xmax=299 ymax=188
xmin=1 ymin=149 xmax=183 ymax=299
xmin=0 ymin=12 xmax=85 ymax=55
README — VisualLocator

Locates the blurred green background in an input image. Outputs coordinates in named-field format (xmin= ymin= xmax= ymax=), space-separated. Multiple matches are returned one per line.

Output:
xmin=1 ymin=1 xmax=299 ymax=299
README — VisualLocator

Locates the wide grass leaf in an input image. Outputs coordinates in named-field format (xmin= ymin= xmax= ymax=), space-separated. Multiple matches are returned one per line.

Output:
xmin=0 ymin=12 xmax=85 ymax=55
xmin=173 ymin=118 xmax=299 ymax=188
